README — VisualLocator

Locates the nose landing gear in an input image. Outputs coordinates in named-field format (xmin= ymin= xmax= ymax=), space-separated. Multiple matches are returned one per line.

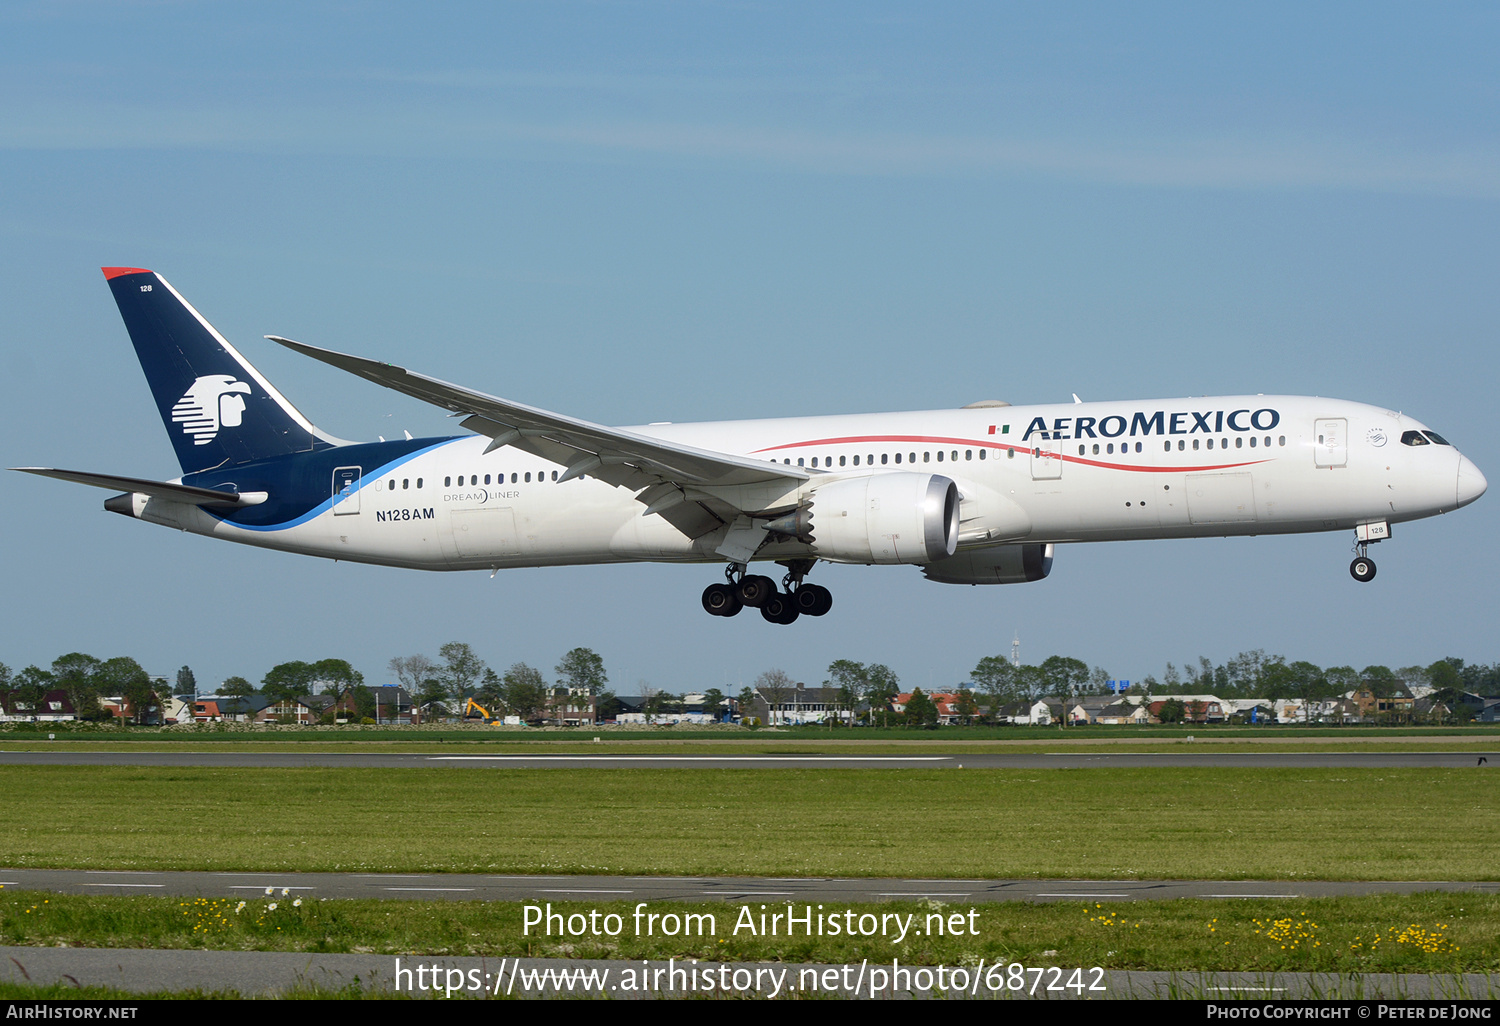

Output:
xmin=1349 ymin=536 xmax=1377 ymax=583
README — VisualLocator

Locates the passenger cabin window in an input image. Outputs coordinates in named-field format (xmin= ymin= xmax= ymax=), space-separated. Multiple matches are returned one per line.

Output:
xmin=1401 ymin=431 xmax=1429 ymax=446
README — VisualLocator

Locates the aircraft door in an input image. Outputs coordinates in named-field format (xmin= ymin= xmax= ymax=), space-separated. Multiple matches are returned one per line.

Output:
xmin=1030 ymin=439 xmax=1062 ymax=480
xmin=1314 ymin=419 xmax=1347 ymax=468
xmin=332 ymin=466 xmax=362 ymax=515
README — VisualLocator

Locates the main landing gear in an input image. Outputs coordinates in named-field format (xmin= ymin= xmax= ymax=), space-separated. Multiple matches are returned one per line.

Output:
xmin=701 ymin=560 xmax=833 ymax=625
xmin=1349 ymin=539 xmax=1377 ymax=583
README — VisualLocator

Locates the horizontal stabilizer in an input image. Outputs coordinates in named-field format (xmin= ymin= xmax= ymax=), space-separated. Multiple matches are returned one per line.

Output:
xmin=11 ymin=468 xmax=262 ymax=507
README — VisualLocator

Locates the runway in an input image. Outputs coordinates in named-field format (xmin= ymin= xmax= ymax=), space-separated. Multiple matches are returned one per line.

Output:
xmin=2 ymin=868 xmax=1496 ymax=903
xmin=0 ymin=750 xmax=1494 ymax=768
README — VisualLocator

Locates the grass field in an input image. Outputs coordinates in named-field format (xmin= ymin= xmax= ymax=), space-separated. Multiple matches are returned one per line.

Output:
xmin=0 ymin=765 xmax=1494 ymax=878
xmin=2 ymin=721 xmax=1498 ymax=755
xmin=1 ymin=891 xmax=1494 ymax=973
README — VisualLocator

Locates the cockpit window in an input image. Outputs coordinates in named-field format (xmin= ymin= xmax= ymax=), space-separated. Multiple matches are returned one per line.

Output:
xmin=1401 ymin=430 xmax=1430 ymax=446
xmin=1422 ymin=431 xmax=1451 ymax=446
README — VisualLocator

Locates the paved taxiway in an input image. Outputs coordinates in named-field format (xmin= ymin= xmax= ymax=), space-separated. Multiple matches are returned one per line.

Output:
xmin=0 ymin=750 xmax=1493 ymax=768
xmin=3 ymin=868 xmax=1497 ymax=903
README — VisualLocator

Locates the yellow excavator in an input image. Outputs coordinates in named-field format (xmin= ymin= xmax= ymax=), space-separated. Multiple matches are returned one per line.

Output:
xmin=463 ymin=698 xmax=501 ymax=724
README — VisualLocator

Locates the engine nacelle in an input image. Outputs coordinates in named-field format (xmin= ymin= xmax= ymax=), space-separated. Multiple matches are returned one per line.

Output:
xmin=797 ymin=473 xmax=959 ymax=565
xmin=921 ymin=542 xmax=1055 ymax=585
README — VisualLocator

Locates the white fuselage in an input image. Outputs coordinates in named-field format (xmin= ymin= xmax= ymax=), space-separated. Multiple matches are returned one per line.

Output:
xmin=132 ymin=395 xmax=1485 ymax=574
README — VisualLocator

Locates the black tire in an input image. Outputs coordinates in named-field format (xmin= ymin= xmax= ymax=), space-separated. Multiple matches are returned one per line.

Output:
xmin=794 ymin=584 xmax=833 ymax=617
xmin=760 ymin=594 xmax=800 ymax=624
xmin=702 ymin=583 xmax=743 ymax=616
xmin=737 ymin=574 xmax=776 ymax=608
xmin=1349 ymin=557 xmax=1377 ymax=583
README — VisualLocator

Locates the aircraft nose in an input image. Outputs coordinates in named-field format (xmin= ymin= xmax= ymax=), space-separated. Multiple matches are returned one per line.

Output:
xmin=1457 ymin=455 xmax=1488 ymax=508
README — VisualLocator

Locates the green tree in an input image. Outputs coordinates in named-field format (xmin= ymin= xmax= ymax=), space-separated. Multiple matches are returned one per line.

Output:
xmin=1040 ymin=655 xmax=1090 ymax=702
xmin=555 ymin=648 xmax=608 ymax=696
xmin=349 ymin=684 xmax=378 ymax=722
xmin=864 ymin=664 xmax=902 ymax=727
xmin=903 ymin=688 xmax=939 ymax=729
xmin=310 ymin=658 xmax=364 ymax=709
xmin=52 ymin=653 xmax=102 ymax=719
xmin=825 ymin=660 xmax=869 ymax=724
xmin=502 ymin=663 xmax=549 ymax=723
xmin=439 ymin=642 xmax=487 ymax=704
xmin=175 ymin=666 xmax=197 ymax=698
xmin=736 ymin=686 xmax=758 ymax=723
xmin=1156 ymin=698 xmax=1186 ymax=723
xmin=98 ymin=656 xmax=153 ymax=724
xmin=474 ymin=667 xmax=505 ymax=708
xmin=1427 ymin=659 xmax=1462 ymax=693
xmin=700 ymin=688 xmax=726 ymax=723
xmin=262 ymin=661 xmax=317 ymax=704
xmin=971 ymin=655 xmax=1018 ymax=707
xmin=220 ymin=676 xmax=255 ymax=699
xmin=11 ymin=666 xmax=52 ymax=716
xmin=953 ymin=688 xmax=979 ymax=725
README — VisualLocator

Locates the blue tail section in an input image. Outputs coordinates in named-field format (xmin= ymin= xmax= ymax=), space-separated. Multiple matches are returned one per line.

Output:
xmin=103 ymin=268 xmax=337 ymax=474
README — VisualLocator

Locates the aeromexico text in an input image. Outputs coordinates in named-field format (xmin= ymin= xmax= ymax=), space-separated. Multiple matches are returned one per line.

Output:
xmin=1021 ymin=408 xmax=1282 ymax=442
xmin=524 ymin=903 xmax=980 ymax=944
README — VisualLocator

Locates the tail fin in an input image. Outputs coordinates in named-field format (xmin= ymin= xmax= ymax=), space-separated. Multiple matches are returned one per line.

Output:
xmin=102 ymin=267 xmax=337 ymax=473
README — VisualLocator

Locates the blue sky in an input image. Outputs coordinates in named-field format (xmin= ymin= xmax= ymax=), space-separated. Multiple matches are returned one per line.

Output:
xmin=3 ymin=3 xmax=1497 ymax=695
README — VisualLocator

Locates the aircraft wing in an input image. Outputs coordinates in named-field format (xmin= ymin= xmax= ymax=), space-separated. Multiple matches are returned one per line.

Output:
xmin=267 ymin=336 xmax=809 ymax=539
xmin=12 ymin=468 xmax=259 ymax=506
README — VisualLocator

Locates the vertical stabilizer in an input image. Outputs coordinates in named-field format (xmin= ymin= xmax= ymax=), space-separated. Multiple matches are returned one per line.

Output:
xmin=102 ymin=268 xmax=335 ymax=473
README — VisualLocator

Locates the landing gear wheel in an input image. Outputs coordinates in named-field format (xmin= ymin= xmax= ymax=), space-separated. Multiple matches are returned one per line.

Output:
xmin=760 ymin=593 xmax=800 ymax=624
xmin=736 ymin=574 xmax=777 ymax=608
xmin=1349 ymin=557 xmax=1376 ymax=583
xmin=702 ymin=583 xmax=743 ymax=616
xmin=793 ymin=583 xmax=833 ymax=617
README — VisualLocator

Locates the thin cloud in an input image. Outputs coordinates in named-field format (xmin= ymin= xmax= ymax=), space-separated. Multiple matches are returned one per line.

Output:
xmin=2 ymin=98 xmax=1495 ymax=199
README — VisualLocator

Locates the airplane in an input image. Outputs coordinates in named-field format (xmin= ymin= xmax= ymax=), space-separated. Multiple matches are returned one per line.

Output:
xmin=14 ymin=267 xmax=1489 ymax=625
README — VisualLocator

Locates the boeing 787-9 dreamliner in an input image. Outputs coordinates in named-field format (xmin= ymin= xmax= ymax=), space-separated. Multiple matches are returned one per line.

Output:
xmin=15 ymin=268 xmax=1488 ymax=625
